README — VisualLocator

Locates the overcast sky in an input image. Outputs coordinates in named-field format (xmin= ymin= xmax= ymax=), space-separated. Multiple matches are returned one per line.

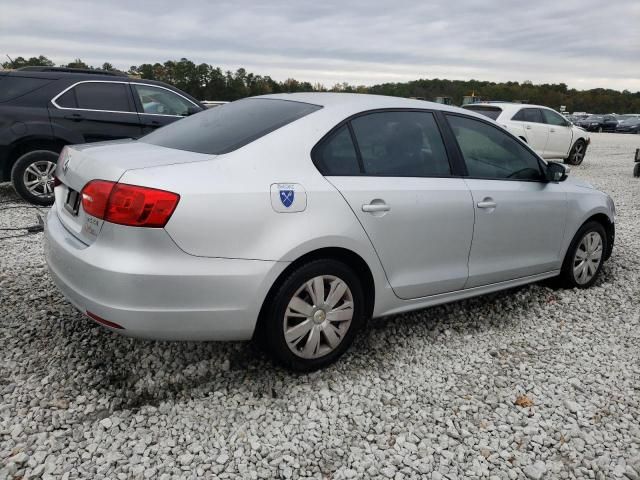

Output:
xmin=1 ymin=0 xmax=639 ymax=91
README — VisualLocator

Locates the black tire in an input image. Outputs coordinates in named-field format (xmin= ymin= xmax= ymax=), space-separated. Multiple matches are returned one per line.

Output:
xmin=263 ymin=259 xmax=366 ymax=371
xmin=565 ymin=139 xmax=587 ymax=165
xmin=11 ymin=150 xmax=59 ymax=206
xmin=634 ymin=163 xmax=640 ymax=177
xmin=557 ymin=221 xmax=607 ymax=289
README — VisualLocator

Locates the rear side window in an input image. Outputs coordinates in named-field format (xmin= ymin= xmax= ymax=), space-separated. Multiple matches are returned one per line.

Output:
xmin=56 ymin=89 xmax=77 ymax=108
xmin=140 ymin=98 xmax=321 ymax=155
xmin=512 ymin=108 xmax=544 ymax=123
xmin=463 ymin=106 xmax=502 ymax=120
xmin=313 ymin=125 xmax=361 ymax=175
xmin=0 ymin=76 xmax=52 ymax=102
xmin=447 ymin=114 xmax=543 ymax=181
xmin=69 ymin=82 xmax=134 ymax=112
xmin=351 ymin=111 xmax=451 ymax=177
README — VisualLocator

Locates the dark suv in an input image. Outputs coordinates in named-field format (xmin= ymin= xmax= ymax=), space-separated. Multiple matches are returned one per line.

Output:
xmin=0 ymin=67 xmax=204 ymax=205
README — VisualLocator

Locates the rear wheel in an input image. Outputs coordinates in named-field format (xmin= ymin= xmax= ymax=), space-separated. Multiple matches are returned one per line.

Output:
xmin=11 ymin=150 xmax=59 ymax=205
xmin=634 ymin=163 xmax=640 ymax=177
xmin=566 ymin=139 xmax=587 ymax=165
xmin=558 ymin=221 xmax=606 ymax=289
xmin=263 ymin=259 xmax=365 ymax=371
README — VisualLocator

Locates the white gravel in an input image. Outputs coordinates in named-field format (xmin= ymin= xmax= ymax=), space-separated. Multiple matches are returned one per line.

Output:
xmin=1 ymin=133 xmax=639 ymax=479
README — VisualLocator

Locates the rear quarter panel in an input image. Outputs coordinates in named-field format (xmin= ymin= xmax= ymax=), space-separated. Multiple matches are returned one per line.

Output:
xmin=117 ymin=111 xmax=392 ymax=310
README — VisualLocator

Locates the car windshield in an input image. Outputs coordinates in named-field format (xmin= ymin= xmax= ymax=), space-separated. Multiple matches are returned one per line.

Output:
xmin=140 ymin=98 xmax=322 ymax=155
xmin=585 ymin=115 xmax=603 ymax=121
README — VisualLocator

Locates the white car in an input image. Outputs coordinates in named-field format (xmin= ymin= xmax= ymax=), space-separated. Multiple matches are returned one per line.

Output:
xmin=463 ymin=103 xmax=590 ymax=165
xmin=45 ymin=94 xmax=615 ymax=370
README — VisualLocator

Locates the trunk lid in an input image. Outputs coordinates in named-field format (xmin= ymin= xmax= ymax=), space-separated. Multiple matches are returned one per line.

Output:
xmin=54 ymin=139 xmax=213 ymax=245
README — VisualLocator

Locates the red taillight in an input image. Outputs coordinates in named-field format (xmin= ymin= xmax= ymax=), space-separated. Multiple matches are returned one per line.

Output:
xmin=80 ymin=180 xmax=179 ymax=228
xmin=81 ymin=180 xmax=114 ymax=218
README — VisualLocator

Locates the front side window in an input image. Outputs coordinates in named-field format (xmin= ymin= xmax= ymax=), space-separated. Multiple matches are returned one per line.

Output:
xmin=541 ymin=109 xmax=567 ymax=126
xmin=140 ymin=98 xmax=321 ymax=155
xmin=512 ymin=108 xmax=544 ymax=123
xmin=313 ymin=125 xmax=361 ymax=175
xmin=350 ymin=111 xmax=451 ymax=177
xmin=447 ymin=114 xmax=544 ymax=181
xmin=67 ymin=82 xmax=134 ymax=112
xmin=133 ymin=84 xmax=195 ymax=116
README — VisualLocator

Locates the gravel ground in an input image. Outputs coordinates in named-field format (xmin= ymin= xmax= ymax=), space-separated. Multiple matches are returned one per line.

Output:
xmin=1 ymin=133 xmax=639 ymax=480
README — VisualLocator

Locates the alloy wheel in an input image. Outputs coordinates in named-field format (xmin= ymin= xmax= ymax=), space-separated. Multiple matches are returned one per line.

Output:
xmin=572 ymin=143 xmax=585 ymax=164
xmin=22 ymin=160 xmax=56 ymax=199
xmin=573 ymin=231 xmax=603 ymax=285
xmin=283 ymin=275 xmax=354 ymax=359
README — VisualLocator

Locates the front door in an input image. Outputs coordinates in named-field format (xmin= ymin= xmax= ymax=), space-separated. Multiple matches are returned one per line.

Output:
xmin=541 ymin=109 xmax=573 ymax=158
xmin=49 ymin=81 xmax=142 ymax=142
xmin=316 ymin=110 xmax=475 ymax=299
xmin=445 ymin=113 xmax=567 ymax=287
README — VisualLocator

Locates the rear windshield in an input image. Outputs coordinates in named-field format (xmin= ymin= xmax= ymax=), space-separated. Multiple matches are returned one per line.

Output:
xmin=0 ymin=75 xmax=53 ymax=102
xmin=462 ymin=106 xmax=502 ymax=120
xmin=140 ymin=98 xmax=322 ymax=155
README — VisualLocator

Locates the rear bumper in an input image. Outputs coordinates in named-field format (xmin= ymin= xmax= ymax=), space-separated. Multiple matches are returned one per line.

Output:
xmin=44 ymin=208 xmax=288 ymax=340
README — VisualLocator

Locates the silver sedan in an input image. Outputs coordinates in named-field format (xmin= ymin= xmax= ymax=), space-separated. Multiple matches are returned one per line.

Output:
xmin=45 ymin=93 xmax=615 ymax=370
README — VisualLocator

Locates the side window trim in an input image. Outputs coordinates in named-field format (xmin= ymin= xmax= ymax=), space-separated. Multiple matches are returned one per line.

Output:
xmin=51 ymin=80 xmax=199 ymax=116
xmin=311 ymin=108 xmax=460 ymax=178
xmin=131 ymin=83 xmax=201 ymax=117
xmin=346 ymin=122 xmax=365 ymax=174
xmin=50 ymin=80 xmax=138 ymax=115
xmin=443 ymin=112 xmax=547 ymax=183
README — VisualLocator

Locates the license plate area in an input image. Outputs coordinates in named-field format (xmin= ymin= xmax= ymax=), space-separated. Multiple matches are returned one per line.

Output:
xmin=64 ymin=188 xmax=81 ymax=216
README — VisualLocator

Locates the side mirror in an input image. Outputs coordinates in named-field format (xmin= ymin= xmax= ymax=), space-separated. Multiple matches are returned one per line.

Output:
xmin=546 ymin=161 xmax=569 ymax=182
xmin=185 ymin=106 xmax=201 ymax=116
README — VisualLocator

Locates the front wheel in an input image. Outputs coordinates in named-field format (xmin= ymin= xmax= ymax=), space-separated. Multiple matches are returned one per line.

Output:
xmin=263 ymin=259 xmax=366 ymax=371
xmin=558 ymin=221 xmax=607 ymax=289
xmin=566 ymin=140 xmax=587 ymax=165
xmin=11 ymin=150 xmax=59 ymax=206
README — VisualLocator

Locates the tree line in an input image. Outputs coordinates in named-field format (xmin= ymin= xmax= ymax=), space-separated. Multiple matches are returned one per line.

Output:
xmin=3 ymin=55 xmax=640 ymax=113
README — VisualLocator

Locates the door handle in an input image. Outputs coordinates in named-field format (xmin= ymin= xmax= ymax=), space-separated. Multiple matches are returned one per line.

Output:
xmin=550 ymin=128 xmax=556 ymax=133
xmin=477 ymin=200 xmax=497 ymax=209
xmin=525 ymin=125 xmax=532 ymax=130
xmin=64 ymin=113 xmax=84 ymax=121
xmin=362 ymin=203 xmax=390 ymax=213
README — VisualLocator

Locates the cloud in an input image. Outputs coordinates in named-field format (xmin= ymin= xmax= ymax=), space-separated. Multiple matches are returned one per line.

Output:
xmin=1 ymin=0 xmax=638 ymax=91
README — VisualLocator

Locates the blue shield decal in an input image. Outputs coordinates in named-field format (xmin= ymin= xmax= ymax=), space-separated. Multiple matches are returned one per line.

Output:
xmin=279 ymin=189 xmax=295 ymax=208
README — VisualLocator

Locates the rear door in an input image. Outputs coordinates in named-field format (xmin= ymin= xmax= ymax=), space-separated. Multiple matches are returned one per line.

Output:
xmin=444 ymin=113 xmax=566 ymax=287
xmin=541 ymin=109 xmax=573 ymax=158
xmin=48 ymin=81 xmax=142 ymax=142
xmin=319 ymin=110 xmax=475 ymax=299
xmin=511 ymin=108 xmax=549 ymax=156
xmin=130 ymin=83 xmax=201 ymax=133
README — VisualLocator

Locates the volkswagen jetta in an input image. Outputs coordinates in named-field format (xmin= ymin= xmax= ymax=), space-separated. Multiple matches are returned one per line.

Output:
xmin=45 ymin=93 xmax=615 ymax=370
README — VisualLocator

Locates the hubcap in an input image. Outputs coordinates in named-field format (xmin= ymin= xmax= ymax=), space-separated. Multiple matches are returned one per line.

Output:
xmin=23 ymin=160 xmax=56 ymax=198
xmin=573 ymin=231 xmax=603 ymax=285
xmin=283 ymin=275 xmax=354 ymax=359
xmin=573 ymin=144 xmax=584 ymax=163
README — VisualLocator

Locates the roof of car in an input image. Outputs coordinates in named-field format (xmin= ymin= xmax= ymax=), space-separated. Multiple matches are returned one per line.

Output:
xmin=463 ymin=102 xmax=555 ymax=112
xmin=259 ymin=92 xmax=471 ymax=114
